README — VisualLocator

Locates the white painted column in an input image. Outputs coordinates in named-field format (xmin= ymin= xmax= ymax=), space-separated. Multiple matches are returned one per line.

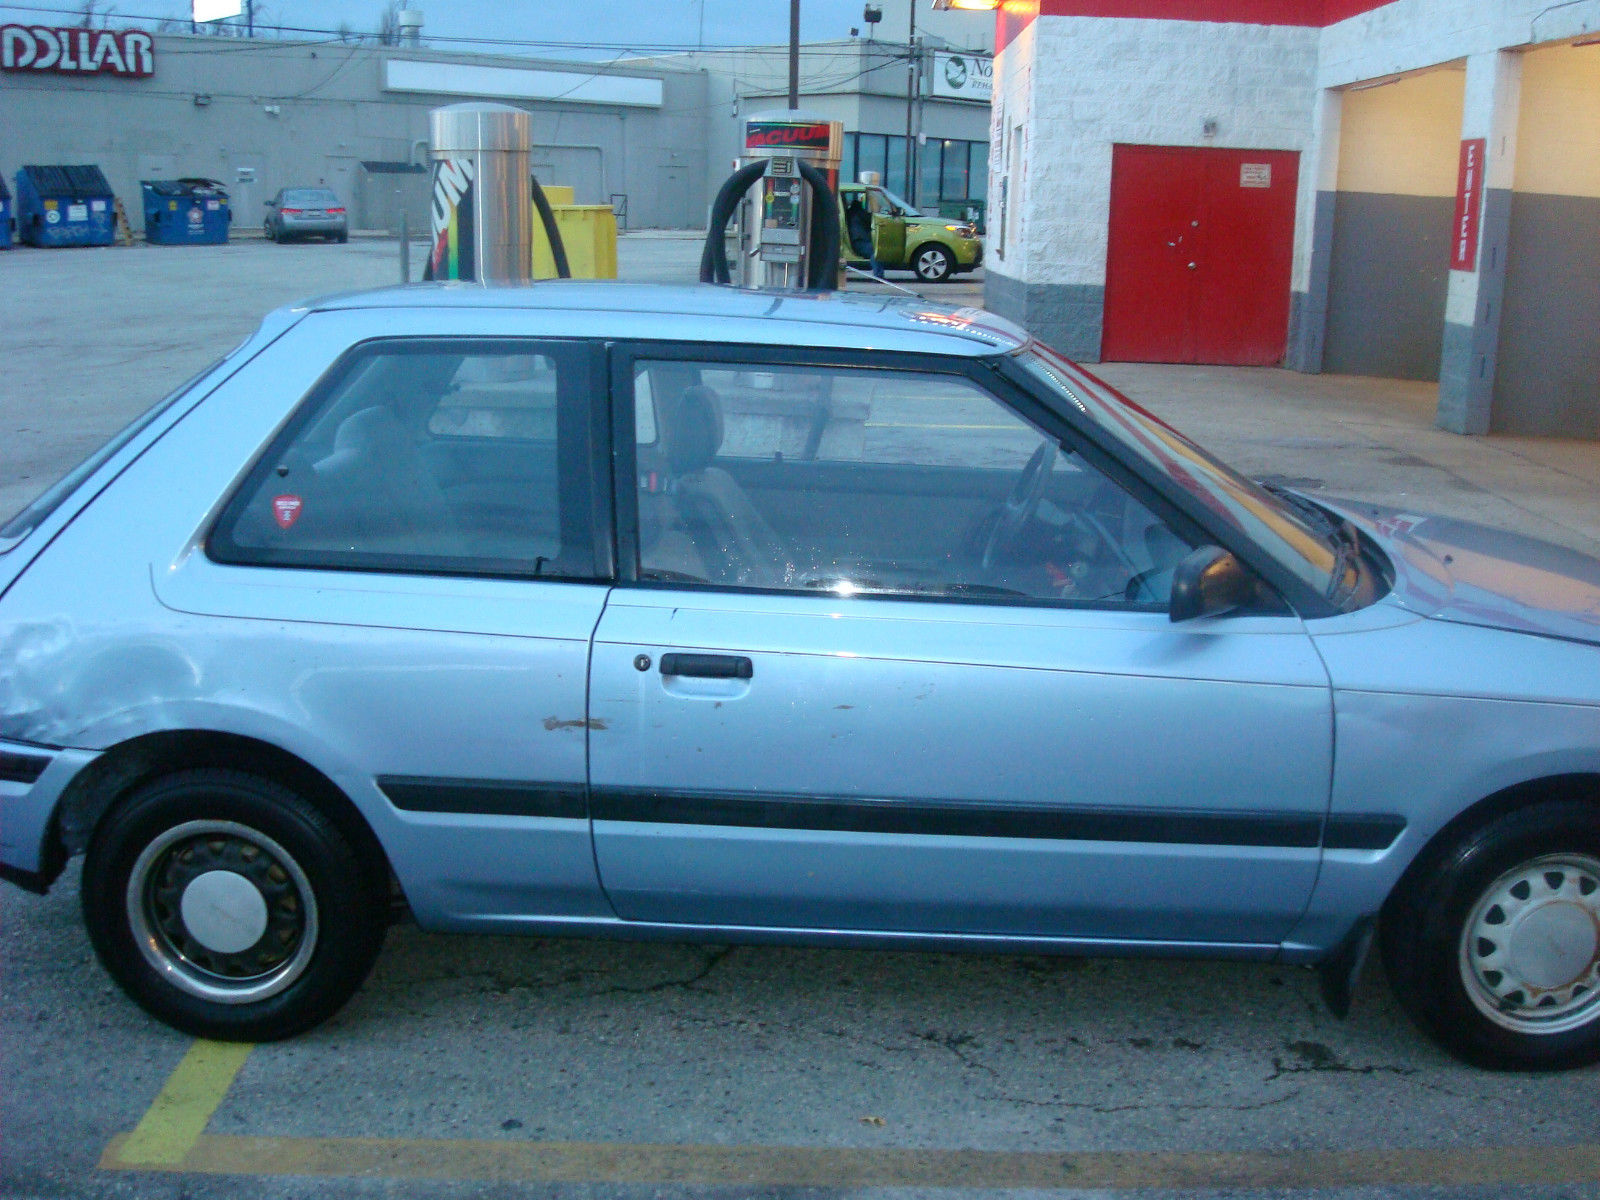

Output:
xmin=1286 ymin=87 xmax=1343 ymax=373
xmin=1436 ymin=50 xmax=1521 ymax=435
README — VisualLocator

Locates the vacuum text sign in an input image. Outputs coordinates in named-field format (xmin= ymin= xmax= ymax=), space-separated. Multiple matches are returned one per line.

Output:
xmin=1 ymin=26 xmax=155 ymax=76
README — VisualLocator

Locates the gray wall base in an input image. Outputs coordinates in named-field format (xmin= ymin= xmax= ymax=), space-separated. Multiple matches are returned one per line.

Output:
xmin=1438 ymin=187 xmax=1511 ymax=436
xmin=984 ymin=272 xmax=1106 ymax=362
xmin=1490 ymin=192 xmax=1600 ymax=439
xmin=1325 ymin=192 xmax=1453 ymax=381
xmin=1437 ymin=321 xmax=1491 ymax=435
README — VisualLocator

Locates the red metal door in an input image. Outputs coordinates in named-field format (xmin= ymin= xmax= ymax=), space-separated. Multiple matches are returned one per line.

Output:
xmin=1102 ymin=146 xmax=1300 ymax=366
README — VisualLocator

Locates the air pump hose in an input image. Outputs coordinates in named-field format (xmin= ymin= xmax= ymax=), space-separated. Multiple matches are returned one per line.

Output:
xmin=699 ymin=159 xmax=771 ymax=286
xmin=699 ymin=158 xmax=841 ymax=291
xmin=796 ymin=160 xmax=841 ymax=292
xmin=530 ymin=176 xmax=571 ymax=279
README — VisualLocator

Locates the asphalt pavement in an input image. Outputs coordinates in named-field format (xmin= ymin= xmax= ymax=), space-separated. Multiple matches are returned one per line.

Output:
xmin=2 ymin=232 xmax=1598 ymax=1200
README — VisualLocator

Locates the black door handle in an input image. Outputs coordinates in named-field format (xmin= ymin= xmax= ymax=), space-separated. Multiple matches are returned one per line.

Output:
xmin=659 ymin=653 xmax=753 ymax=680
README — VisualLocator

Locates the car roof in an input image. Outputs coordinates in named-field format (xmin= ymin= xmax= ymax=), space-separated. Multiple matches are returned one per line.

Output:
xmin=295 ymin=282 xmax=1028 ymax=357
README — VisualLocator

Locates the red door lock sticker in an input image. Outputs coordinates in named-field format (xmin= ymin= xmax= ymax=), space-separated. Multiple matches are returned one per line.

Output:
xmin=271 ymin=495 xmax=304 ymax=529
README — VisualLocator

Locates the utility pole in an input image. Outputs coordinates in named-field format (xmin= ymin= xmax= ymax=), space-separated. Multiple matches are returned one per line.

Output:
xmin=788 ymin=0 xmax=801 ymax=108
xmin=905 ymin=0 xmax=918 ymax=206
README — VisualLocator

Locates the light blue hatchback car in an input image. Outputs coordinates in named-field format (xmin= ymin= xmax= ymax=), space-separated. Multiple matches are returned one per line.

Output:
xmin=2 ymin=284 xmax=1598 ymax=1070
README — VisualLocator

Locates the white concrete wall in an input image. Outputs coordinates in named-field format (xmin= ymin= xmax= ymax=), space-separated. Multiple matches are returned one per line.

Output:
xmin=987 ymin=18 xmax=1035 ymax=273
xmin=991 ymin=0 xmax=1600 ymax=297
xmin=1320 ymin=0 xmax=1600 ymax=87
xmin=993 ymin=16 xmax=1320 ymax=289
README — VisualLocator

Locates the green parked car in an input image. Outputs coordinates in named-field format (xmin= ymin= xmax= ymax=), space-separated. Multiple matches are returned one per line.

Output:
xmin=839 ymin=183 xmax=983 ymax=283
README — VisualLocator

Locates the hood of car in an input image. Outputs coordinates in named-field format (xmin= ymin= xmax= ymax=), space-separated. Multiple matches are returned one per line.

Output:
xmin=1325 ymin=499 xmax=1600 ymax=646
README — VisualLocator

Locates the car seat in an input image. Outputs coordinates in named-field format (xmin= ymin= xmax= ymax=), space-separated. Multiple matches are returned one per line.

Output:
xmin=309 ymin=405 xmax=464 ymax=556
xmin=654 ymin=384 xmax=796 ymax=587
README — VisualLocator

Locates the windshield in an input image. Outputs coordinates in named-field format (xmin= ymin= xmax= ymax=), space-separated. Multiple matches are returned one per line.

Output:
xmin=869 ymin=187 xmax=919 ymax=217
xmin=1015 ymin=343 xmax=1351 ymax=604
xmin=284 ymin=189 xmax=339 ymax=205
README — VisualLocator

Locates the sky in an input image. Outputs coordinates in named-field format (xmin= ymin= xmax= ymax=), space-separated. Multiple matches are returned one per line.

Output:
xmin=0 ymin=1 xmax=979 ymax=58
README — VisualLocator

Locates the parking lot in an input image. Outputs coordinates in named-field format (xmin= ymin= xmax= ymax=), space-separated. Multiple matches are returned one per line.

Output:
xmin=3 ymin=234 xmax=1599 ymax=1200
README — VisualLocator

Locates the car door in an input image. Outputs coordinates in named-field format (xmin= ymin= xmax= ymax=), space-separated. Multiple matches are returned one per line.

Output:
xmin=588 ymin=345 xmax=1334 ymax=947
xmin=150 ymin=318 xmax=616 ymax=929
xmin=868 ymin=189 xmax=907 ymax=266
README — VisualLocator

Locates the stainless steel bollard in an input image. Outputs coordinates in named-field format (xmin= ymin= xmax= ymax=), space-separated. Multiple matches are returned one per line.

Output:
xmin=427 ymin=102 xmax=533 ymax=283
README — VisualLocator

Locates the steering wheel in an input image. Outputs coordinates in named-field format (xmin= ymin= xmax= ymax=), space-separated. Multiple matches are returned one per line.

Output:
xmin=980 ymin=442 xmax=1058 ymax=573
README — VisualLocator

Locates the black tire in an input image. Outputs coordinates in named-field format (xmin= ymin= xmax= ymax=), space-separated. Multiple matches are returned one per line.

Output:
xmin=910 ymin=243 xmax=955 ymax=283
xmin=82 ymin=769 xmax=387 ymax=1041
xmin=1380 ymin=798 xmax=1600 ymax=1071
xmin=336 ymin=230 xmax=349 ymax=244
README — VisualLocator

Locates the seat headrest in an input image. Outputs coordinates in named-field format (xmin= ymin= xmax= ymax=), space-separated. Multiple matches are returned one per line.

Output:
xmin=314 ymin=406 xmax=405 ymax=475
xmin=663 ymin=385 xmax=723 ymax=474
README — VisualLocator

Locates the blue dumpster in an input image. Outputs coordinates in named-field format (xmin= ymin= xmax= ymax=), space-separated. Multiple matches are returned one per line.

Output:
xmin=15 ymin=165 xmax=116 ymax=248
xmin=0 ymin=174 xmax=12 ymax=250
xmin=142 ymin=178 xmax=231 ymax=245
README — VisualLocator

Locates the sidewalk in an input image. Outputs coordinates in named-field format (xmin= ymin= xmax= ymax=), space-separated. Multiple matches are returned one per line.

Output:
xmin=1092 ymin=362 xmax=1600 ymax=557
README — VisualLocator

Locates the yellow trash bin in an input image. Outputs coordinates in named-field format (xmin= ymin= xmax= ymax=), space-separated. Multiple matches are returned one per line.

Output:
xmin=532 ymin=199 xmax=618 ymax=280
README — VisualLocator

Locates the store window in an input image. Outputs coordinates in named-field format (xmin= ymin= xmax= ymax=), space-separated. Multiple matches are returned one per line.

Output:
xmin=884 ymin=136 xmax=908 ymax=199
xmin=941 ymin=140 xmax=969 ymax=202
xmin=846 ymin=132 xmax=987 ymax=203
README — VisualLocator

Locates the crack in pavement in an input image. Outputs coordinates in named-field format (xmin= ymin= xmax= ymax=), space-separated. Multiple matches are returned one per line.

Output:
xmin=602 ymin=946 xmax=737 ymax=995
xmin=977 ymin=1088 xmax=1305 ymax=1115
xmin=910 ymin=1028 xmax=1000 ymax=1078
xmin=1264 ymin=1039 xmax=1418 ymax=1082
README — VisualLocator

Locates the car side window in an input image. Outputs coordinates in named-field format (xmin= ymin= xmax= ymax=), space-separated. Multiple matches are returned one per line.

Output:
xmin=210 ymin=339 xmax=600 ymax=579
xmin=632 ymin=359 xmax=1191 ymax=606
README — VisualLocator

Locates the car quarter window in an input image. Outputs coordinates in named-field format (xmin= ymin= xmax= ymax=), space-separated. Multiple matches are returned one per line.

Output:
xmin=210 ymin=339 xmax=600 ymax=579
xmin=631 ymin=358 xmax=1192 ymax=606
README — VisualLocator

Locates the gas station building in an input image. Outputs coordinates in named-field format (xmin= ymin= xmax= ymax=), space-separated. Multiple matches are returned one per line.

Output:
xmin=985 ymin=0 xmax=1600 ymax=437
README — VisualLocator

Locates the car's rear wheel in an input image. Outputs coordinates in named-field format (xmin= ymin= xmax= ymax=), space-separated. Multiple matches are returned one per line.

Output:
xmin=82 ymin=769 xmax=387 ymax=1040
xmin=1380 ymin=798 xmax=1600 ymax=1070
xmin=911 ymin=244 xmax=955 ymax=283
xmin=336 ymin=230 xmax=349 ymax=244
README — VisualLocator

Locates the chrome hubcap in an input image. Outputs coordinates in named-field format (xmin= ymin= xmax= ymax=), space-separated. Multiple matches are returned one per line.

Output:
xmin=126 ymin=820 xmax=319 ymax=1004
xmin=1460 ymin=853 xmax=1600 ymax=1034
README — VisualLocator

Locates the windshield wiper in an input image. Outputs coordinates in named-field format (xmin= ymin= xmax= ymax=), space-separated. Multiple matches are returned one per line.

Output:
xmin=1323 ymin=521 xmax=1366 ymax=603
xmin=1257 ymin=481 xmax=1365 ymax=603
xmin=1259 ymin=480 xmax=1340 ymax=538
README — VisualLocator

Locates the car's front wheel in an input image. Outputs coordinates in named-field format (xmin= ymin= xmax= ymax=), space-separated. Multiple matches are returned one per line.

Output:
xmin=911 ymin=244 xmax=954 ymax=283
xmin=1381 ymin=798 xmax=1600 ymax=1070
xmin=82 ymin=769 xmax=387 ymax=1040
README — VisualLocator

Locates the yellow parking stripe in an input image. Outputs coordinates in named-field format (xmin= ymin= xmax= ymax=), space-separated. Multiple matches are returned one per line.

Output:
xmin=103 ymin=1040 xmax=254 ymax=1169
xmin=100 ymin=1132 xmax=1600 ymax=1189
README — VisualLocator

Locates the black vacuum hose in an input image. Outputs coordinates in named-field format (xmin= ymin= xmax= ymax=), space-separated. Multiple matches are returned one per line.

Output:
xmin=699 ymin=158 xmax=841 ymax=291
xmin=797 ymin=160 xmax=840 ymax=292
xmin=699 ymin=159 xmax=771 ymax=285
xmin=531 ymin=177 xmax=571 ymax=279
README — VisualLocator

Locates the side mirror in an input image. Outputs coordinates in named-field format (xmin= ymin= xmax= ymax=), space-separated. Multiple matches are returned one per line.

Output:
xmin=1169 ymin=546 xmax=1255 ymax=622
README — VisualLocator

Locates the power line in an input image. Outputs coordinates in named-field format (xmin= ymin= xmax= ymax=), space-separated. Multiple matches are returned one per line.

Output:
xmin=0 ymin=2 xmax=991 ymax=57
